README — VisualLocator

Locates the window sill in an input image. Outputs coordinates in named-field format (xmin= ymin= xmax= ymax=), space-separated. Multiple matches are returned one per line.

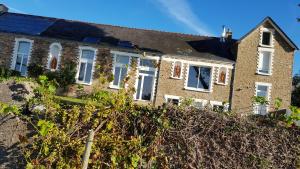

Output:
xmin=215 ymin=82 xmax=227 ymax=86
xmin=170 ymin=76 xmax=183 ymax=80
xmin=259 ymin=44 xmax=274 ymax=48
xmin=184 ymin=87 xmax=211 ymax=93
xmin=256 ymin=72 xmax=272 ymax=76
xmin=134 ymin=99 xmax=152 ymax=102
xmin=76 ymin=80 xmax=92 ymax=86
xmin=109 ymin=85 xmax=121 ymax=90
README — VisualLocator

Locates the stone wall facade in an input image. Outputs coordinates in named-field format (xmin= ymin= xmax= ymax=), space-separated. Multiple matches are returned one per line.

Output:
xmin=154 ymin=58 xmax=233 ymax=106
xmin=231 ymin=22 xmax=295 ymax=114
xmin=0 ymin=20 xmax=296 ymax=113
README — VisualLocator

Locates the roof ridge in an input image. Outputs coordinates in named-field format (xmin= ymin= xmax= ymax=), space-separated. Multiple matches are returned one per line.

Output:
xmin=6 ymin=12 xmax=217 ymax=39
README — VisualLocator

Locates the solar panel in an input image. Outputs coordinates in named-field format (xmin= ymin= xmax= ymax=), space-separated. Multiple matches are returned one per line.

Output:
xmin=0 ymin=13 xmax=56 ymax=35
xmin=118 ymin=41 xmax=133 ymax=48
xmin=82 ymin=37 xmax=101 ymax=44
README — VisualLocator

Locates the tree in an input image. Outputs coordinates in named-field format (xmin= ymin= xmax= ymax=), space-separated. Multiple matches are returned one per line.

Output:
xmin=292 ymin=73 xmax=300 ymax=107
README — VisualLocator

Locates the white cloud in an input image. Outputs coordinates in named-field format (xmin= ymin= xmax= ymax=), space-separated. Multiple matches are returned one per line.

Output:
xmin=154 ymin=0 xmax=213 ymax=36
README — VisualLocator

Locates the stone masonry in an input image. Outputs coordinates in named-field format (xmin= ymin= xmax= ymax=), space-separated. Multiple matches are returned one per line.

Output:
xmin=231 ymin=22 xmax=295 ymax=114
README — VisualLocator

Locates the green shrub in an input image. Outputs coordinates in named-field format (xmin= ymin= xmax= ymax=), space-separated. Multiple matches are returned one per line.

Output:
xmin=27 ymin=63 xmax=45 ymax=78
xmin=0 ymin=67 xmax=20 ymax=79
xmin=44 ymin=61 xmax=77 ymax=89
xmin=57 ymin=61 xmax=77 ymax=89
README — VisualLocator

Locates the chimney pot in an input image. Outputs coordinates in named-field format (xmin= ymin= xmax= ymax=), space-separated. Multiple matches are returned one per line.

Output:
xmin=0 ymin=4 xmax=8 ymax=13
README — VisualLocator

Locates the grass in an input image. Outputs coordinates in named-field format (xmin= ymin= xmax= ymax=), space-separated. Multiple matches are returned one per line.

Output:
xmin=54 ymin=96 xmax=87 ymax=105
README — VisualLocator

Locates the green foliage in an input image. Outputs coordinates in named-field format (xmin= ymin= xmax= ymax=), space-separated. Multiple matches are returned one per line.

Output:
xmin=17 ymin=72 xmax=166 ymax=168
xmin=35 ymin=75 xmax=57 ymax=95
xmin=285 ymin=106 xmax=300 ymax=127
xmin=0 ymin=102 xmax=20 ymax=115
xmin=27 ymin=63 xmax=45 ymax=78
xmin=274 ymin=97 xmax=282 ymax=110
xmin=292 ymin=74 xmax=300 ymax=107
xmin=57 ymin=61 xmax=77 ymax=89
xmin=45 ymin=61 xmax=77 ymax=90
xmin=37 ymin=120 xmax=55 ymax=137
xmin=0 ymin=67 xmax=20 ymax=81
xmin=252 ymin=96 xmax=269 ymax=105
xmin=1 ymin=71 xmax=298 ymax=168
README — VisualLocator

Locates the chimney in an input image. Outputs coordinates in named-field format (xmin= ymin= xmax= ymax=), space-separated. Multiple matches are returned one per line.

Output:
xmin=220 ymin=26 xmax=233 ymax=42
xmin=220 ymin=25 xmax=226 ymax=42
xmin=0 ymin=4 xmax=8 ymax=13
xmin=225 ymin=28 xmax=232 ymax=40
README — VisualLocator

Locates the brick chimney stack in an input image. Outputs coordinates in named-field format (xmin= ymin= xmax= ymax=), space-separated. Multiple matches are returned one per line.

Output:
xmin=0 ymin=4 xmax=8 ymax=14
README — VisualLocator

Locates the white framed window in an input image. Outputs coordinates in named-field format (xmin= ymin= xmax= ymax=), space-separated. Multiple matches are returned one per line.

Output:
xmin=76 ymin=46 xmax=97 ymax=85
xmin=185 ymin=64 xmax=213 ymax=92
xmin=260 ymin=27 xmax=274 ymax=48
xmin=171 ymin=61 xmax=183 ymax=79
xmin=47 ymin=43 xmax=62 ymax=71
xmin=257 ymin=47 xmax=273 ymax=75
xmin=216 ymin=67 xmax=228 ymax=85
xmin=191 ymin=99 xmax=206 ymax=110
xmin=135 ymin=58 xmax=157 ymax=101
xmin=10 ymin=38 xmax=34 ymax=76
xmin=164 ymin=95 xmax=180 ymax=106
xmin=210 ymin=101 xmax=225 ymax=112
xmin=254 ymin=82 xmax=272 ymax=115
xmin=110 ymin=53 xmax=131 ymax=89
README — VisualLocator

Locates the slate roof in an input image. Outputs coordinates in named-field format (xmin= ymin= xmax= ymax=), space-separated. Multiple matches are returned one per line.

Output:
xmin=0 ymin=12 xmax=236 ymax=63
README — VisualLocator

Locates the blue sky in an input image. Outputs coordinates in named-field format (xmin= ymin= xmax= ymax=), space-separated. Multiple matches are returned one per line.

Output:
xmin=2 ymin=0 xmax=299 ymax=74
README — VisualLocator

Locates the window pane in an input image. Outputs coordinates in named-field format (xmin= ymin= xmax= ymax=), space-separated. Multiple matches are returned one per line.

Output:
xmin=167 ymin=98 xmax=179 ymax=105
xmin=120 ymin=67 xmax=128 ymax=86
xmin=262 ymin=32 xmax=271 ymax=46
xmin=257 ymin=85 xmax=268 ymax=97
xmin=192 ymin=101 xmax=203 ymax=109
xmin=17 ymin=41 xmax=30 ymax=54
xmin=113 ymin=67 xmax=121 ymax=86
xmin=256 ymin=104 xmax=267 ymax=115
xmin=51 ymin=45 xmax=60 ymax=58
xmin=259 ymin=51 xmax=271 ymax=73
xmin=139 ymin=70 xmax=155 ymax=75
xmin=136 ymin=75 xmax=142 ymax=99
xmin=50 ymin=57 xmax=58 ymax=70
xmin=141 ymin=76 xmax=153 ymax=100
xmin=198 ymin=67 xmax=211 ymax=89
xmin=140 ymin=59 xmax=155 ymax=68
xmin=187 ymin=66 xmax=199 ymax=88
xmin=21 ymin=64 xmax=27 ymax=76
xmin=78 ymin=62 xmax=86 ymax=81
xmin=173 ymin=62 xmax=182 ymax=78
xmin=213 ymin=105 xmax=224 ymax=112
xmin=20 ymin=56 xmax=28 ymax=76
xmin=15 ymin=54 xmax=22 ymax=71
xmin=84 ymin=63 xmax=93 ymax=83
xmin=218 ymin=68 xmax=226 ymax=84
xmin=82 ymin=50 xmax=95 ymax=60
xmin=116 ymin=55 xmax=129 ymax=64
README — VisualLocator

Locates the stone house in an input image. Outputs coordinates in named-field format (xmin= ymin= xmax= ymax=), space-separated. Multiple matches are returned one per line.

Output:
xmin=0 ymin=4 xmax=297 ymax=114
